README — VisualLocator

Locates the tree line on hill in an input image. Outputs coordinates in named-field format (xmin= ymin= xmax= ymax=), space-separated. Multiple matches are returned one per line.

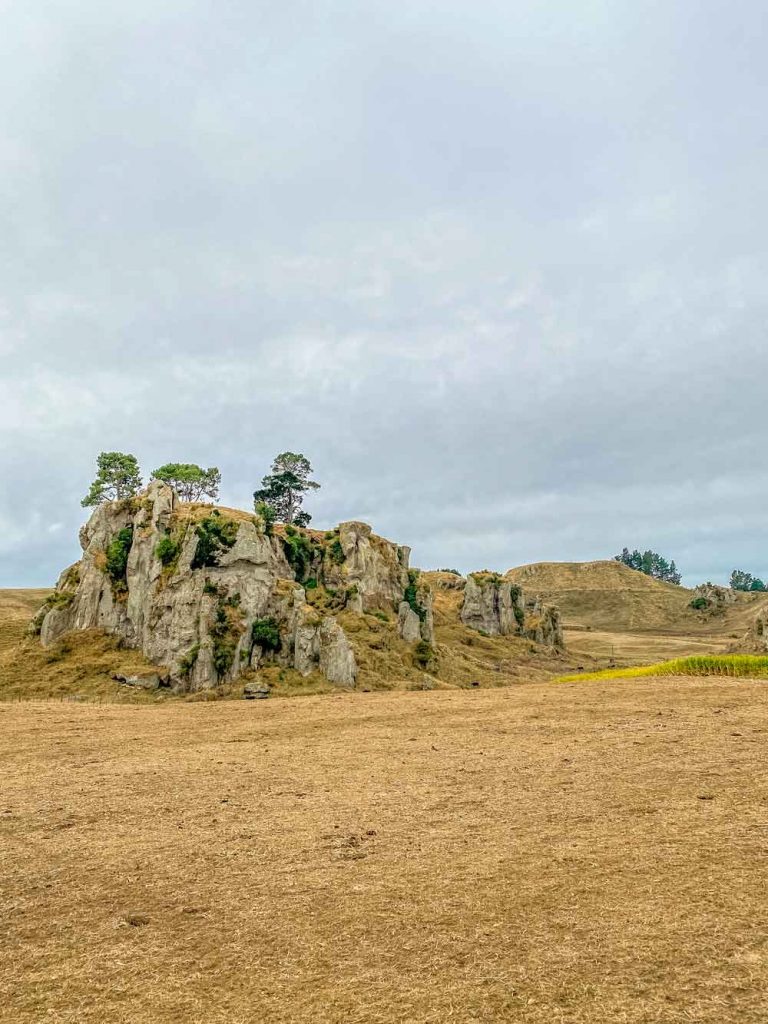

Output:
xmin=615 ymin=547 xmax=766 ymax=592
xmin=81 ymin=450 xmax=320 ymax=526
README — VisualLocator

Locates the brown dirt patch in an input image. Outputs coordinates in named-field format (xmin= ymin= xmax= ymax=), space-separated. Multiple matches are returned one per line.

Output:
xmin=1 ymin=677 xmax=767 ymax=1022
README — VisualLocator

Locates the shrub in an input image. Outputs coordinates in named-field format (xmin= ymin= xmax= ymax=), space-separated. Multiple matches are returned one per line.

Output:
xmin=328 ymin=537 xmax=345 ymax=565
xmin=179 ymin=644 xmax=200 ymax=679
xmin=690 ymin=596 xmax=709 ymax=611
xmin=414 ymin=640 xmax=435 ymax=669
xmin=438 ymin=568 xmax=461 ymax=575
xmin=281 ymin=529 xmax=318 ymax=582
xmin=404 ymin=570 xmax=427 ymax=622
xmin=254 ymin=501 xmax=276 ymax=536
xmin=45 ymin=591 xmax=75 ymax=611
xmin=251 ymin=617 xmax=282 ymax=653
xmin=210 ymin=603 xmax=239 ymax=678
xmin=155 ymin=534 xmax=180 ymax=568
xmin=105 ymin=527 xmax=134 ymax=597
xmin=191 ymin=512 xmax=239 ymax=569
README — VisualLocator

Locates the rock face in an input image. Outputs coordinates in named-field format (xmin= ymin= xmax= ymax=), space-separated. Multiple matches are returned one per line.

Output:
xmin=35 ymin=484 xmax=565 ymax=692
xmin=691 ymin=583 xmax=737 ymax=613
xmin=461 ymin=575 xmax=524 ymax=636
xmin=459 ymin=572 xmax=564 ymax=649
xmin=35 ymin=484 xmax=432 ymax=692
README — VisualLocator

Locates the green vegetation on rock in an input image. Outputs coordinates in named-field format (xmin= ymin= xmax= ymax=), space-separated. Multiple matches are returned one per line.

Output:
xmin=105 ymin=527 xmax=134 ymax=598
xmin=191 ymin=511 xmax=239 ymax=570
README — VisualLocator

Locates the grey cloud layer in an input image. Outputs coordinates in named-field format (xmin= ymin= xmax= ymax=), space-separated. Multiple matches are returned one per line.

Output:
xmin=2 ymin=0 xmax=767 ymax=586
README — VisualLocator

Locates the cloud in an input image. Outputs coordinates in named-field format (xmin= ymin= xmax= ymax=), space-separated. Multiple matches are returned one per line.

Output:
xmin=1 ymin=0 xmax=767 ymax=587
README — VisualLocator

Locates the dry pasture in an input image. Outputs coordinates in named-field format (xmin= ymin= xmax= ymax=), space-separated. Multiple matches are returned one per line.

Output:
xmin=1 ymin=677 xmax=767 ymax=1023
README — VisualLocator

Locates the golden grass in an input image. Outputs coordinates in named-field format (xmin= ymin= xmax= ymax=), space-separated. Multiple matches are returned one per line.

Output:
xmin=2 ymin=677 xmax=768 ymax=1022
xmin=559 ymin=654 xmax=768 ymax=683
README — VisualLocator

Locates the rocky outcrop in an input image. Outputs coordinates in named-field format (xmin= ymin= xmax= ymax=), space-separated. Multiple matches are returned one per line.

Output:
xmin=35 ymin=484 xmax=427 ymax=692
xmin=523 ymin=596 xmax=564 ymax=648
xmin=35 ymin=485 xmax=565 ymax=693
xmin=397 ymin=571 xmax=435 ymax=645
xmin=690 ymin=583 xmax=737 ymax=614
xmin=461 ymin=574 xmax=524 ymax=636
xmin=459 ymin=572 xmax=564 ymax=649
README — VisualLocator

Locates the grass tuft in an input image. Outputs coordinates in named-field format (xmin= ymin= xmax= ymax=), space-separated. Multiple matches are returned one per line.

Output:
xmin=558 ymin=654 xmax=768 ymax=683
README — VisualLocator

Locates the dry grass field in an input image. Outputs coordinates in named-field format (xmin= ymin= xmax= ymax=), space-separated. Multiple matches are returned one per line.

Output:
xmin=2 ymin=677 xmax=768 ymax=1023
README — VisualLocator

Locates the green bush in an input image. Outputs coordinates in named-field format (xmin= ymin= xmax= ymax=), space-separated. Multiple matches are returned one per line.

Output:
xmin=690 ymin=596 xmax=709 ymax=610
xmin=191 ymin=512 xmax=239 ymax=569
xmin=105 ymin=527 xmax=134 ymax=597
xmin=254 ymin=501 xmax=276 ymax=536
xmin=155 ymin=533 xmax=181 ymax=568
xmin=210 ymin=603 xmax=238 ymax=678
xmin=251 ymin=617 xmax=282 ymax=653
xmin=328 ymin=537 xmax=345 ymax=565
xmin=282 ymin=529 xmax=318 ymax=582
xmin=404 ymin=569 xmax=427 ymax=622
xmin=414 ymin=640 xmax=435 ymax=669
xmin=179 ymin=644 xmax=200 ymax=679
xmin=45 ymin=591 xmax=75 ymax=611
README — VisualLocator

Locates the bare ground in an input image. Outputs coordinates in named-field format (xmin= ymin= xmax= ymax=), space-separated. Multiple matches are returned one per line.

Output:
xmin=2 ymin=678 xmax=767 ymax=1023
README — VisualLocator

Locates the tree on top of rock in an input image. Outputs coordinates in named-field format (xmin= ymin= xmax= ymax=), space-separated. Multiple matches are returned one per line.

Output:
xmin=82 ymin=452 xmax=143 ymax=507
xmin=151 ymin=463 xmax=221 ymax=503
xmin=253 ymin=452 xmax=320 ymax=527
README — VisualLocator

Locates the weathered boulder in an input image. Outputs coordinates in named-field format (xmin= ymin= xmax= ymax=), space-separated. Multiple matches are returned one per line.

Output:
xmin=113 ymin=672 xmax=168 ymax=691
xmin=691 ymin=583 xmax=737 ymax=613
xmin=324 ymin=521 xmax=409 ymax=612
xmin=397 ymin=573 xmax=435 ymax=644
xmin=460 ymin=574 xmax=524 ymax=636
xmin=398 ymin=602 xmax=422 ymax=642
xmin=459 ymin=572 xmax=563 ymax=649
xmin=523 ymin=597 xmax=564 ymax=649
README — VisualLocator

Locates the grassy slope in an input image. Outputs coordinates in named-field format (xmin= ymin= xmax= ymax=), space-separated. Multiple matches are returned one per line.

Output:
xmin=0 ymin=589 xmax=171 ymax=703
xmin=506 ymin=560 xmax=768 ymax=667
xmin=2 ymin=678 xmax=767 ymax=1023
xmin=0 ymin=572 xmax=567 ymax=701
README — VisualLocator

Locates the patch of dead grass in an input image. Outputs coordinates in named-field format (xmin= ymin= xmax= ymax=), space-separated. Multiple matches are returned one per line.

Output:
xmin=1 ymin=677 xmax=767 ymax=1022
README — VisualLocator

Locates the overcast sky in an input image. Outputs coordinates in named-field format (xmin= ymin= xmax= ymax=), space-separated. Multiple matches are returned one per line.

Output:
xmin=2 ymin=0 xmax=767 ymax=587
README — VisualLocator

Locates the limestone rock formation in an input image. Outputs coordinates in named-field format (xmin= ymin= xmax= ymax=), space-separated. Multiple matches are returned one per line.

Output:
xmin=691 ymin=583 xmax=737 ymax=614
xmin=34 ymin=484 xmax=565 ymax=693
xmin=459 ymin=572 xmax=564 ymax=648
xmin=460 ymin=574 xmax=524 ymax=636
xmin=35 ymin=483 xmax=431 ymax=692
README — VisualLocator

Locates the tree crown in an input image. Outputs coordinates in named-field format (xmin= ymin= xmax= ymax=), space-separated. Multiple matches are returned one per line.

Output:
xmin=614 ymin=547 xmax=682 ymax=586
xmin=151 ymin=463 xmax=221 ymax=503
xmin=253 ymin=451 xmax=320 ymax=525
xmin=82 ymin=452 xmax=142 ymax=507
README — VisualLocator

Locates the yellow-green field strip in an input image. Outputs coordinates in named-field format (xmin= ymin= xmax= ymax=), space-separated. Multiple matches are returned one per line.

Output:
xmin=558 ymin=654 xmax=768 ymax=683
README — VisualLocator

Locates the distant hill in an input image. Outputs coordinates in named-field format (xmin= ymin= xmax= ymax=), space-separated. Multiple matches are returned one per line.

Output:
xmin=505 ymin=560 xmax=768 ymax=636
